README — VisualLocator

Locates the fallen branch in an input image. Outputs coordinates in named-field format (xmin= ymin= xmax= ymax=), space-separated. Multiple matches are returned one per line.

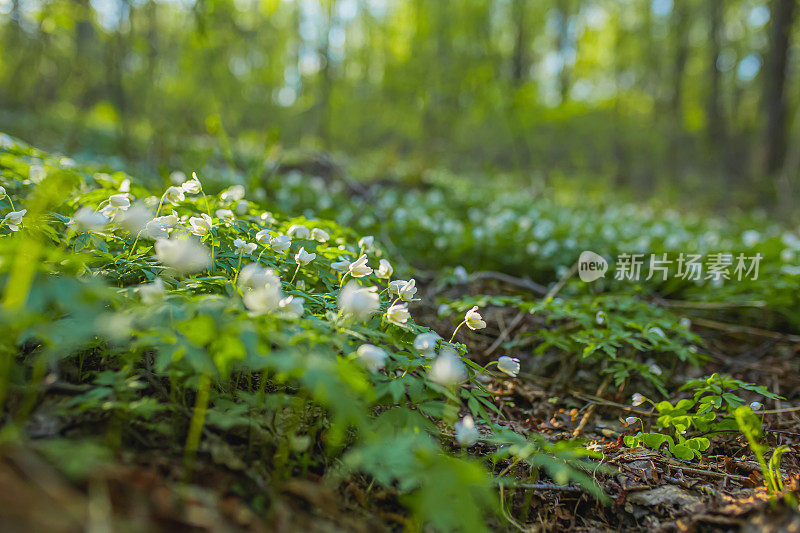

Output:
xmin=661 ymin=299 xmax=768 ymax=310
xmin=468 ymin=271 xmax=547 ymax=295
xmin=690 ymin=317 xmax=800 ymax=343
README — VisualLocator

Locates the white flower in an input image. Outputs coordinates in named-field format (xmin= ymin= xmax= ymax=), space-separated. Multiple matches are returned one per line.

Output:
xmin=153 ymin=210 xmax=179 ymax=228
xmin=234 ymin=238 xmax=257 ymax=255
xmin=358 ymin=235 xmax=374 ymax=252
xmin=169 ymin=170 xmax=186 ymax=185
xmin=102 ymin=193 xmax=131 ymax=218
xmin=396 ymin=279 xmax=419 ymax=302
xmin=279 ymin=295 xmax=304 ymax=318
xmin=338 ymin=282 xmax=379 ymax=321
xmin=648 ymin=327 xmax=666 ymax=339
xmin=595 ymin=310 xmax=605 ymax=325
xmin=0 ymin=186 xmax=6 ymax=200
xmin=243 ymin=285 xmax=282 ymax=315
xmin=464 ymin=306 xmax=487 ymax=330
xmin=331 ymin=256 xmax=351 ymax=271
xmin=260 ymin=212 xmax=276 ymax=224
xmin=386 ymin=303 xmax=410 ymax=326
xmin=680 ymin=318 xmax=692 ymax=329
xmin=29 ymin=164 xmax=46 ymax=183
xmin=648 ymin=363 xmax=663 ymax=376
xmin=270 ymin=235 xmax=292 ymax=254
xmin=241 ymin=267 xmax=282 ymax=314
xmin=114 ymin=204 xmax=150 ymax=234
xmin=310 ymin=228 xmax=330 ymax=242
xmin=288 ymin=224 xmax=310 ymax=239
xmin=220 ymin=185 xmax=245 ymax=203
xmin=154 ymin=237 xmax=211 ymax=274
xmin=455 ymin=415 xmax=479 ymax=447
xmin=429 ymin=348 xmax=467 ymax=386
xmin=72 ymin=207 xmax=108 ymax=232
xmin=437 ymin=304 xmax=450 ymax=317
xmin=4 ymin=209 xmax=26 ymax=231
xmin=388 ymin=280 xmax=407 ymax=295
xmin=138 ymin=278 xmax=165 ymax=304
xmin=238 ymin=264 xmax=277 ymax=290
xmin=453 ymin=266 xmax=468 ymax=282
xmin=376 ymin=259 xmax=393 ymax=279
xmin=625 ymin=416 xmax=638 ymax=425
xmin=216 ymin=209 xmax=234 ymax=221
xmin=164 ymin=186 xmax=185 ymax=205
xmin=347 ymin=254 xmax=373 ymax=277
xmin=631 ymin=393 xmax=645 ymax=406
xmin=295 ymin=247 xmax=316 ymax=266
xmin=144 ymin=219 xmax=170 ymax=240
xmin=750 ymin=401 xmax=763 ymax=411
xmin=108 ymin=192 xmax=131 ymax=207
xmin=255 ymin=229 xmax=272 ymax=245
xmin=182 ymin=173 xmax=202 ymax=194
xmin=188 ymin=214 xmax=213 ymax=236
xmin=356 ymin=344 xmax=387 ymax=373
xmin=497 ymin=356 xmax=521 ymax=378
xmin=235 ymin=200 xmax=249 ymax=215
xmin=414 ymin=332 xmax=440 ymax=358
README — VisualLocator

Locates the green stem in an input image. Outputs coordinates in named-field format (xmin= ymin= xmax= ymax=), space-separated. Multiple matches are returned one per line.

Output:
xmin=185 ymin=373 xmax=211 ymax=474
xmin=232 ymin=251 xmax=243 ymax=284
xmin=289 ymin=264 xmax=301 ymax=285
xmin=154 ymin=191 xmax=167 ymax=219
xmin=126 ymin=230 xmax=145 ymax=261
xmin=7 ymin=197 xmax=16 ymax=212
xmin=338 ymin=272 xmax=349 ymax=296
xmin=449 ymin=320 xmax=466 ymax=343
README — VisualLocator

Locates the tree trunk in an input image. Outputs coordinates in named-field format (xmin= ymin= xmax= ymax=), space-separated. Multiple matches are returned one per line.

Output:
xmin=510 ymin=0 xmax=527 ymax=85
xmin=668 ymin=0 xmax=690 ymax=182
xmin=762 ymin=0 xmax=796 ymax=176
xmin=556 ymin=0 xmax=571 ymax=102
xmin=706 ymin=0 xmax=725 ymax=149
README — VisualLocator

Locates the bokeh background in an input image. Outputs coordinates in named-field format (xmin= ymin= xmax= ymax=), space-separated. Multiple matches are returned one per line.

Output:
xmin=0 ymin=0 xmax=797 ymax=213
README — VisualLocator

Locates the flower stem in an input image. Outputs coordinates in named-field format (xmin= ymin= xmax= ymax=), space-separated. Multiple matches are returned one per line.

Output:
xmin=232 ymin=251 xmax=243 ymax=284
xmin=154 ymin=192 xmax=167 ymax=219
xmin=126 ymin=230 xmax=145 ymax=261
xmin=184 ymin=373 xmax=211 ymax=475
xmin=289 ymin=264 xmax=300 ymax=285
xmin=7 ymin=197 xmax=16 ymax=212
xmin=449 ymin=320 xmax=466 ymax=343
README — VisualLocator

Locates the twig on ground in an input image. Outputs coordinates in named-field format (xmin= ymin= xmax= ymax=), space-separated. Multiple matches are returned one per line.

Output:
xmin=573 ymin=375 xmax=611 ymax=437
xmin=570 ymin=392 xmax=657 ymax=418
xmin=691 ymin=317 xmax=800 ymax=343
xmin=661 ymin=299 xmax=768 ymax=309
xmin=468 ymin=271 xmax=547 ymax=295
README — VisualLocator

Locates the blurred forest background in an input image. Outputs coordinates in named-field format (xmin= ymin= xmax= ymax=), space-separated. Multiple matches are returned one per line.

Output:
xmin=0 ymin=0 xmax=798 ymax=214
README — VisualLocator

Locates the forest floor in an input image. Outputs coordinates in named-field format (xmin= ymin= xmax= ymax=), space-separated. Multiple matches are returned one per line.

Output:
xmin=1 ymin=141 xmax=799 ymax=532
xmin=3 ymin=275 xmax=799 ymax=532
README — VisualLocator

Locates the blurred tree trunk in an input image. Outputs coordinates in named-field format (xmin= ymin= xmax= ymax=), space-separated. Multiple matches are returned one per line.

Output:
xmin=145 ymin=0 xmax=161 ymax=165
xmin=556 ymin=0 xmax=571 ymax=102
xmin=668 ymin=0 xmax=690 ymax=182
xmin=706 ymin=0 xmax=725 ymax=152
xmin=318 ymin=0 xmax=336 ymax=147
xmin=66 ymin=0 xmax=95 ymax=152
xmin=762 ymin=0 xmax=796 ymax=177
xmin=109 ymin=0 xmax=132 ymax=157
xmin=511 ymin=0 xmax=527 ymax=85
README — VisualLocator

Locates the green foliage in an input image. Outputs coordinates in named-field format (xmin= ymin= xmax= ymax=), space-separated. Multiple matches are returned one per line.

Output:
xmin=734 ymin=405 xmax=788 ymax=496
xmin=625 ymin=374 xmax=784 ymax=462
xmin=0 ymin=135 xmax=604 ymax=530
